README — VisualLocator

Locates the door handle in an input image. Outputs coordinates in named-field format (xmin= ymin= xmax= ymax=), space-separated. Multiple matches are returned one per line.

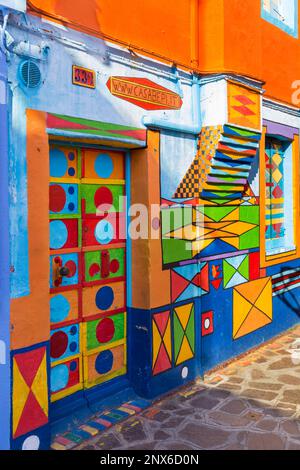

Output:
xmin=59 ymin=266 xmax=70 ymax=277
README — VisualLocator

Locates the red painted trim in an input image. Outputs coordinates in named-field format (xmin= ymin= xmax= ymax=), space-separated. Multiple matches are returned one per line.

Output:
xmin=82 ymin=276 xmax=126 ymax=288
xmin=82 ymin=308 xmax=126 ymax=322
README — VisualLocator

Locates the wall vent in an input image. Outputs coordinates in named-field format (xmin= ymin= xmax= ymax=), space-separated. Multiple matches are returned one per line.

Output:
xmin=19 ymin=60 xmax=42 ymax=89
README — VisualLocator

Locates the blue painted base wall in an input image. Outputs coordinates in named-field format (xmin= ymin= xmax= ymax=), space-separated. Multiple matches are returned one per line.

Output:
xmin=201 ymin=263 xmax=300 ymax=374
xmin=127 ymin=300 xmax=202 ymax=399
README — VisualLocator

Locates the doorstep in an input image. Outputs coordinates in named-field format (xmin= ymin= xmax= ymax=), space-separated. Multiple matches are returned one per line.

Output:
xmin=51 ymin=394 xmax=151 ymax=451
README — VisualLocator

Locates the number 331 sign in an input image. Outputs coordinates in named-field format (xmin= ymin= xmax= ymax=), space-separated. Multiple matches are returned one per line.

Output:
xmin=72 ymin=65 xmax=96 ymax=89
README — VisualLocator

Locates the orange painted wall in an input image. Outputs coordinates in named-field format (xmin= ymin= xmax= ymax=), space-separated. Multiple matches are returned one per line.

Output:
xmin=28 ymin=0 xmax=193 ymax=67
xmin=10 ymin=110 xmax=50 ymax=350
xmin=27 ymin=0 xmax=300 ymax=105
xmin=222 ymin=0 xmax=300 ymax=105
xmin=131 ymin=131 xmax=171 ymax=310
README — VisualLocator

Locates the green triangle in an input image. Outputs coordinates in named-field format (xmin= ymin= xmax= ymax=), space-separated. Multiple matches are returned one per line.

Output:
xmin=174 ymin=312 xmax=184 ymax=361
xmin=185 ymin=306 xmax=195 ymax=353
xmin=204 ymin=206 xmax=236 ymax=222
xmin=223 ymin=261 xmax=237 ymax=287
xmin=238 ymin=256 xmax=249 ymax=279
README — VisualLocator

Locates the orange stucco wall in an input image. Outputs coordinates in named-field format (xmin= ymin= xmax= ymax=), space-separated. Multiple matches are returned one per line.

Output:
xmin=28 ymin=0 xmax=300 ymax=106
xmin=28 ymin=0 xmax=193 ymax=67
xmin=10 ymin=110 xmax=50 ymax=350
xmin=222 ymin=0 xmax=300 ymax=105
xmin=131 ymin=131 xmax=171 ymax=310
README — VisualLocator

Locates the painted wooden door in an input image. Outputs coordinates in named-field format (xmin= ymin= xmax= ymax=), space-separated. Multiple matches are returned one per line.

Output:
xmin=49 ymin=145 xmax=127 ymax=403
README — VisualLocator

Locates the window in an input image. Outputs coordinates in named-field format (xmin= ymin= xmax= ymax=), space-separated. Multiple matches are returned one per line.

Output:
xmin=265 ymin=136 xmax=295 ymax=256
xmin=262 ymin=0 xmax=298 ymax=37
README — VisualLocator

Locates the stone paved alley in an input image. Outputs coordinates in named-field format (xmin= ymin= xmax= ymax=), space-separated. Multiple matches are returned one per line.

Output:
xmin=72 ymin=325 xmax=300 ymax=451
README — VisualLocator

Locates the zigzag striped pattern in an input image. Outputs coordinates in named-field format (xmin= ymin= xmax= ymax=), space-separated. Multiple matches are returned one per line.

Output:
xmin=174 ymin=125 xmax=261 ymax=201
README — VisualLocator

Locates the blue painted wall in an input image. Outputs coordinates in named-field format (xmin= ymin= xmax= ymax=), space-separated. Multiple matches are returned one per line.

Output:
xmin=0 ymin=46 xmax=11 ymax=450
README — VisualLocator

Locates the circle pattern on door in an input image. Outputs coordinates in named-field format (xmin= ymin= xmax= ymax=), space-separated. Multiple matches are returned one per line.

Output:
xmin=96 ymin=318 xmax=115 ymax=343
xmin=50 ymin=220 xmax=68 ymax=249
xmin=50 ymin=294 xmax=70 ymax=323
xmin=95 ymin=349 xmax=114 ymax=375
xmin=94 ymin=220 xmax=114 ymax=245
xmin=50 ymin=149 xmax=68 ymax=178
xmin=95 ymin=286 xmax=114 ymax=310
xmin=94 ymin=153 xmax=114 ymax=178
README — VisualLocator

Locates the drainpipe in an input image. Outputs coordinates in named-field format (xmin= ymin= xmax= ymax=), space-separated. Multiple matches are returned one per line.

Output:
xmin=142 ymin=75 xmax=201 ymax=135
xmin=190 ymin=0 xmax=199 ymax=69
xmin=0 ymin=8 xmax=11 ymax=450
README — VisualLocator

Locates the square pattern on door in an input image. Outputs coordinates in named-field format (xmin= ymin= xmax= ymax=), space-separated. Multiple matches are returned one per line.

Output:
xmin=49 ymin=146 xmax=127 ymax=402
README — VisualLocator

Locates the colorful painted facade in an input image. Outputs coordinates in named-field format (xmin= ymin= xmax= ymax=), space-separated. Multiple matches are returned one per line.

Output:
xmin=0 ymin=0 xmax=300 ymax=450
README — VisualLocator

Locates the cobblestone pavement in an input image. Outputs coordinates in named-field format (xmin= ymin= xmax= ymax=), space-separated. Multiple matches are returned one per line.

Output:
xmin=75 ymin=325 xmax=300 ymax=450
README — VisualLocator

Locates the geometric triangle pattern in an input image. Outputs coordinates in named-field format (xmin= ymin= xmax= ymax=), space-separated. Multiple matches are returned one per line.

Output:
xmin=233 ymin=277 xmax=273 ymax=340
xmin=265 ymin=137 xmax=285 ymax=241
xmin=152 ymin=311 xmax=172 ymax=376
xmin=223 ymin=254 xmax=249 ymax=289
xmin=12 ymin=346 xmax=49 ymax=439
xmin=164 ymin=204 xmax=259 ymax=260
xmin=223 ymin=251 xmax=260 ymax=289
xmin=171 ymin=262 xmax=209 ymax=303
xmin=173 ymin=303 xmax=195 ymax=366
xmin=228 ymin=82 xmax=261 ymax=131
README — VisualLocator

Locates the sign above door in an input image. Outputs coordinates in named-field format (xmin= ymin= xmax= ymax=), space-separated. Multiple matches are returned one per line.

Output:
xmin=106 ymin=76 xmax=183 ymax=111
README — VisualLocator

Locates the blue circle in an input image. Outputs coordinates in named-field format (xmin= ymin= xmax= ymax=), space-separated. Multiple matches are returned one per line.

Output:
xmin=68 ymin=152 xmax=75 ymax=161
xmin=50 ymin=294 xmax=71 ymax=323
xmin=68 ymin=203 xmax=75 ymax=212
xmin=50 ymin=149 xmax=68 ymax=178
xmin=94 ymin=154 xmax=114 ymax=178
xmin=95 ymin=286 xmax=114 ymax=310
xmin=70 ymin=361 xmax=77 ymax=372
xmin=95 ymin=350 xmax=114 ymax=375
xmin=68 ymin=167 xmax=75 ymax=177
xmin=68 ymin=186 xmax=75 ymax=195
xmin=69 ymin=341 xmax=77 ymax=353
xmin=70 ymin=325 xmax=77 ymax=336
xmin=50 ymin=364 xmax=69 ymax=393
xmin=50 ymin=220 xmax=68 ymax=250
xmin=94 ymin=220 xmax=114 ymax=245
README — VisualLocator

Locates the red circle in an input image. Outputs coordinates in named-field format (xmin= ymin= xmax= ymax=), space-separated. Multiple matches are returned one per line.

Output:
xmin=49 ymin=185 xmax=66 ymax=212
xmin=96 ymin=318 xmax=115 ymax=343
xmin=65 ymin=260 xmax=76 ymax=277
xmin=110 ymin=259 xmax=120 ymax=274
xmin=89 ymin=263 xmax=100 ymax=277
xmin=50 ymin=331 xmax=68 ymax=358
xmin=94 ymin=187 xmax=113 ymax=211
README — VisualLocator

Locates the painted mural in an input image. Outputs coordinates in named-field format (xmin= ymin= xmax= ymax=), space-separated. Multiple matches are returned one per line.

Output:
xmin=1 ymin=0 xmax=300 ymax=452
xmin=151 ymin=78 xmax=299 ymax=391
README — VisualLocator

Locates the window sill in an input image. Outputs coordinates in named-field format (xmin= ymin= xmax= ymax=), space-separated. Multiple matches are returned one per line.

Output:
xmin=266 ymin=245 xmax=296 ymax=258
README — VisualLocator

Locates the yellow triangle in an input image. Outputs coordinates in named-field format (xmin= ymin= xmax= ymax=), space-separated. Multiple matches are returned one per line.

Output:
xmin=255 ymin=278 xmax=273 ymax=320
xmin=152 ymin=321 xmax=162 ymax=367
xmin=13 ymin=360 xmax=30 ymax=436
xmin=235 ymin=307 xmax=272 ymax=339
xmin=237 ymin=277 xmax=270 ymax=305
xmin=233 ymin=291 xmax=252 ymax=338
xmin=174 ymin=303 xmax=192 ymax=330
xmin=222 ymin=208 xmax=239 ymax=221
xmin=31 ymin=353 xmax=49 ymax=418
xmin=192 ymin=238 xmax=213 ymax=255
xmin=163 ymin=317 xmax=172 ymax=360
xmin=221 ymin=236 xmax=240 ymax=249
xmin=229 ymin=222 xmax=256 ymax=235
xmin=165 ymin=225 xmax=198 ymax=241
xmin=176 ymin=336 xmax=193 ymax=365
